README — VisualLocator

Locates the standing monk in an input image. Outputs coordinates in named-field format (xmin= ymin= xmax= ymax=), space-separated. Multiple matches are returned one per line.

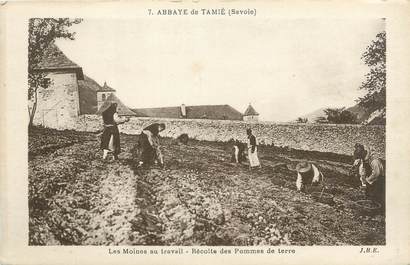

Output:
xmin=246 ymin=128 xmax=261 ymax=169
xmin=100 ymin=103 xmax=129 ymax=160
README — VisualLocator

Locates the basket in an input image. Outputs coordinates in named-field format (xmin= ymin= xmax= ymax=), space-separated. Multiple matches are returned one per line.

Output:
xmin=353 ymin=200 xmax=381 ymax=216
xmin=311 ymin=192 xmax=334 ymax=204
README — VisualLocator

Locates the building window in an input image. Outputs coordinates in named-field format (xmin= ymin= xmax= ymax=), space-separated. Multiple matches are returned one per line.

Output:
xmin=102 ymin=94 xmax=106 ymax=101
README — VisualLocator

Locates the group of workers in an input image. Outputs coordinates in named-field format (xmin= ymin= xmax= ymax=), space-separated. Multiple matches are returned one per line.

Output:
xmin=292 ymin=143 xmax=385 ymax=208
xmin=100 ymin=102 xmax=385 ymax=208
xmin=100 ymin=103 xmax=165 ymax=166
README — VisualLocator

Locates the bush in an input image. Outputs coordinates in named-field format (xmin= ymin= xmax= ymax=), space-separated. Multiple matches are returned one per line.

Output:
xmin=296 ymin=117 xmax=308 ymax=123
xmin=316 ymin=108 xmax=358 ymax=124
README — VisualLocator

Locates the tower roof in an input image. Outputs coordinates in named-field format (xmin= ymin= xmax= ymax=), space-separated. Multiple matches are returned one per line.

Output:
xmin=96 ymin=93 xmax=136 ymax=116
xmin=96 ymin=81 xmax=116 ymax=92
xmin=244 ymin=104 xmax=259 ymax=116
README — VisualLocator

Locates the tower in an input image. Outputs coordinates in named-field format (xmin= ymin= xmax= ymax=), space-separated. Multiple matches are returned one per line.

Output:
xmin=96 ymin=81 xmax=116 ymax=110
xmin=243 ymin=104 xmax=259 ymax=122
xmin=31 ymin=43 xmax=84 ymax=129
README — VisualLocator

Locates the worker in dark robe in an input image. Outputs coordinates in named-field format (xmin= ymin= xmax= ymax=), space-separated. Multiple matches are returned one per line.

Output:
xmin=247 ymin=128 xmax=261 ymax=169
xmin=100 ymin=103 xmax=129 ymax=160
xmin=137 ymin=123 xmax=166 ymax=167
xmin=352 ymin=143 xmax=385 ymax=209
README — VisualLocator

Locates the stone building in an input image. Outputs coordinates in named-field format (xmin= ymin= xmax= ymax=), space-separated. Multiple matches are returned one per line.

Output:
xmin=31 ymin=43 xmax=84 ymax=129
xmin=243 ymin=104 xmax=259 ymax=122
xmin=30 ymin=43 xmax=261 ymax=128
xmin=30 ymin=43 xmax=135 ymax=129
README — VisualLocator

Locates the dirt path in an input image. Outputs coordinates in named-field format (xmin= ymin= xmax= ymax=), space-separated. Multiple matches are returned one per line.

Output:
xmin=85 ymin=163 xmax=139 ymax=245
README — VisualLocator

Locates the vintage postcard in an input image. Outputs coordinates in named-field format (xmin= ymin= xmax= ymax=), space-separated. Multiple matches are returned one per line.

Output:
xmin=1 ymin=1 xmax=409 ymax=265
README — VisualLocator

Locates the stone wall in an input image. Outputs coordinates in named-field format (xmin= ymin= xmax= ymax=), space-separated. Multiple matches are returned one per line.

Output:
xmin=75 ymin=115 xmax=385 ymax=158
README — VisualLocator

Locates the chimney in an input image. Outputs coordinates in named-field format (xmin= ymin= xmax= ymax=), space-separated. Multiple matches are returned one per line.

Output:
xmin=181 ymin=104 xmax=186 ymax=118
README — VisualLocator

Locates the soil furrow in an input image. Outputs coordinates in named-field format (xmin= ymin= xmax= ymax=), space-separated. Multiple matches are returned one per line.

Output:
xmin=29 ymin=131 xmax=385 ymax=246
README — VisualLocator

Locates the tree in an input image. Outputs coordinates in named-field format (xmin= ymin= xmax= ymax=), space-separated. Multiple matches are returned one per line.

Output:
xmin=28 ymin=18 xmax=82 ymax=127
xmin=296 ymin=117 xmax=308 ymax=123
xmin=358 ymin=31 xmax=386 ymax=110
xmin=323 ymin=108 xmax=358 ymax=124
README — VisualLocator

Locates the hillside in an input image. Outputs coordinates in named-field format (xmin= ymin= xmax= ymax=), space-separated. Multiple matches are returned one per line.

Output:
xmin=296 ymin=108 xmax=327 ymax=123
xmin=346 ymin=104 xmax=385 ymax=125
xmin=296 ymin=104 xmax=385 ymax=125
xmin=345 ymin=104 xmax=370 ymax=123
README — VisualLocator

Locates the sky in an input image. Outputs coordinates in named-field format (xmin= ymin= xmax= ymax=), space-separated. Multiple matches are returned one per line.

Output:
xmin=56 ymin=18 xmax=385 ymax=122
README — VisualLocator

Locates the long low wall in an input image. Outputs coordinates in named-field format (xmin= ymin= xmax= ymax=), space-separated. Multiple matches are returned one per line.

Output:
xmin=72 ymin=115 xmax=385 ymax=158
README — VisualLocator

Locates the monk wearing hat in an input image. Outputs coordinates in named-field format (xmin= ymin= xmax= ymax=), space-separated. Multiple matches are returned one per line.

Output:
xmin=100 ymin=103 xmax=129 ymax=160
xmin=352 ymin=143 xmax=385 ymax=208
xmin=295 ymin=161 xmax=325 ymax=192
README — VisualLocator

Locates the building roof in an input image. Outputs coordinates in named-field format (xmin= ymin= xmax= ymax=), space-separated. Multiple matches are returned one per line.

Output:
xmin=78 ymin=75 xmax=101 ymax=115
xmin=34 ymin=43 xmax=134 ymax=116
xmin=244 ymin=104 xmax=259 ymax=116
xmin=96 ymin=93 xmax=137 ymax=116
xmin=34 ymin=42 xmax=84 ymax=80
xmin=132 ymin=104 xmax=243 ymax=120
xmin=97 ymin=81 xmax=116 ymax=92
xmin=132 ymin=106 xmax=181 ymax=119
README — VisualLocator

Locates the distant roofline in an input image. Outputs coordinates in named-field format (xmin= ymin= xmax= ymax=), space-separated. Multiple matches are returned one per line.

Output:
xmin=131 ymin=104 xmax=243 ymax=120
xmin=133 ymin=104 xmax=234 ymax=110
